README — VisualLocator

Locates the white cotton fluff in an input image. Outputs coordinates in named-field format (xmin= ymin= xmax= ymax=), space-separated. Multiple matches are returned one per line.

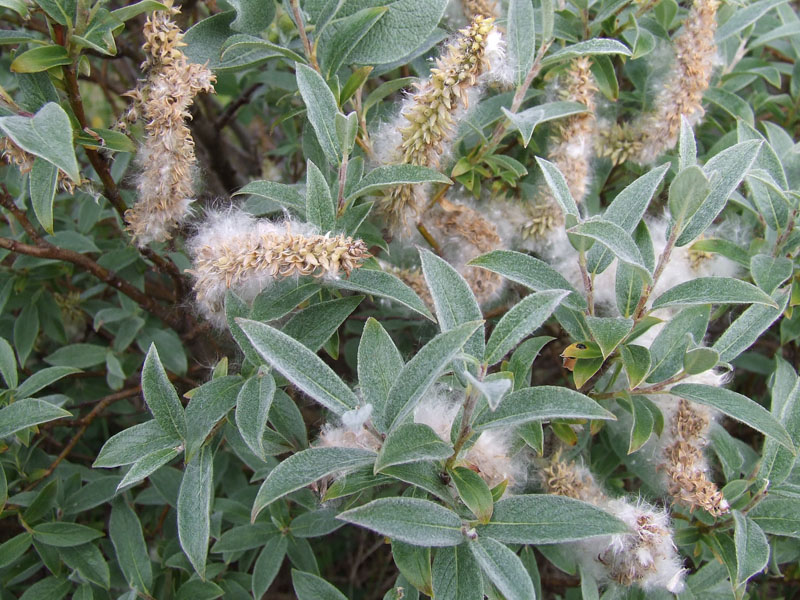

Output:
xmin=318 ymin=404 xmax=381 ymax=451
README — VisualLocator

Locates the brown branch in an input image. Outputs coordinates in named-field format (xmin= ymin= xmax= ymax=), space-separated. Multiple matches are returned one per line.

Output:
xmin=216 ymin=83 xmax=262 ymax=130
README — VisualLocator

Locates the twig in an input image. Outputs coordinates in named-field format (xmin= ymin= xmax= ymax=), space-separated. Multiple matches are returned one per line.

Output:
xmin=216 ymin=83 xmax=262 ymax=129
xmin=289 ymin=0 xmax=320 ymax=72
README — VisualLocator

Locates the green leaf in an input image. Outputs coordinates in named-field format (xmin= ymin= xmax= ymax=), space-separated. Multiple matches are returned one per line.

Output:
xmin=535 ymin=156 xmax=580 ymax=217
xmin=647 ymin=305 xmax=709 ymax=383
xmin=671 ymin=383 xmax=793 ymax=450
xmin=507 ymin=0 xmax=535 ymax=86
xmin=677 ymin=140 xmax=761 ymax=246
xmin=13 ymin=302 xmax=38 ymax=367
xmin=375 ymin=423 xmax=452 ymax=473
xmin=10 ymin=45 xmax=71 ymax=73
xmin=715 ymin=0 xmax=787 ymax=42
xmin=712 ymin=291 xmax=788 ymax=362
xmin=683 ymin=347 xmax=719 ymax=375
xmin=0 ymin=0 xmax=29 ymax=17
xmin=234 ymin=180 xmax=306 ymax=215
xmin=251 ymin=280 xmax=321 ymax=321
xmin=283 ymin=296 xmax=363 ymax=351
xmin=0 ymin=102 xmax=79 ymax=182
xmin=211 ymin=524 xmax=278 ymax=553
xmin=347 ymin=165 xmax=451 ymax=203
xmin=542 ymin=38 xmax=631 ymax=65
xmin=468 ymin=250 xmax=585 ymax=310
xmin=432 ymin=543 xmax=482 ymax=600
xmin=60 ymin=542 xmax=110 ymax=589
xmin=477 ymin=494 xmax=626 ymax=543
xmin=175 ymin=580 xmax=224 ymax=600
xmin=467 ymin=537 xmax=535 ymax=600
xmin=117 ymin=447 xmax=180 ymax=490
xmin=35 ymin=0 xmax=76 ymax=25
xmin=420 ymin=248 xmax=484 ymax=360
xmin=320 ymin=6 xmax=387 ymax=76
xmin=751 ymin=254 xmax=792 ymax=295
xmin=292 ymin=570 xmax=349 ymax=600
xmin=32 ymin=522 xmax=103 ymax=547
xmin=359 ymin=318 xmax=403 ymax=432
xmin=505 ymin=102 xmax=586 ymax=148
xmin=94 ymin=420 xmax=180 ymax=468
xmin=18 ymin=577 xmax=71 ymax=600
xmin=111 ymin=1 xmax=167 ymax=22
xmin=252 ymin=447 xmax=376 ymax=519
xmin=627 ymin=394 xmax=655 ymax=453
xmin=109 ymin=497 xmax=152 ymax=593
xmin=392 ymin=540 xmax=432 ymax=596
xmin=669 ymin=166 xmax=711 ymax=234
xmin=228 ymin=0 xmax=275 ymax=34
xmin=749 ymin=497 xmax=800 ymax=538
xmin=327 ymin=267 xmax=434 ymax=320
xmin=0 ymin=399 xmax=71 ymax=438
xmin=0 ymin=532 xmax=31 ymax=568
xmin=306 ymin=160 xmax=336 ymax=231
xmin=252 ymin=535 xmax=287 ymax=598
xmin=651 ymin=277 xmax=778 ymax=310
xmin=385 ymin=321 xmax=483 ymax=430
xmin=473 ymin=386 xmax=615 ymax=431
xmin=705 ymin=88 xmax=754 ymax=125
xmin=142 ymin=343 xmax=187 ymax=441
xmin=29 ymin=157 xmax=58 ymax=234
xmin=620 ymin=344 xmax=649 ymax=389
xmin=44 ymin=343 xmax=108 ymax=368
xmin=733 ymin=510 xmax=769 ymax=585
xmin=485 ymin=290 xmax=568 ymax=365
xmin=0 ymin=336 xmax=17 ymax=388
xmin=587 ymin=164 xmax=669 ymax=275
xmin=451 ymin=466 xmax=494 ymax=523
xmin=586 ymin=316 xmax=633 ymax=359
xmin=71 ymin=8 xmax=124 ymax=55
xmin=236 ymin=318 xmax=358 ymax=415
xmin=337 ymin=498 xmax=463 ymax=546
xmin=325 ymin=0 xmax=448 ymax=65
xmin=296 ymin=63 xmax=342 ymax=166
xmin=236 ymin=372 xmax=276 ymax=461
xmin=568 ymin=219 xmax=651 ymax=281
xmin=177 ymin=447 xmax=213 ymax=578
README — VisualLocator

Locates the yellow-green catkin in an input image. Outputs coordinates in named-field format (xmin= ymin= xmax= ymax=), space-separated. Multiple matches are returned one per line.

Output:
xmin=381 ymin=15 xmax=496 ymax=225
xmin=523 ymin=57 xmax=597 ymax=241
xmin=123 ymin=0 xmax=216 ymax=246
xmin=461 ymin=0 xmax=497 ymax=19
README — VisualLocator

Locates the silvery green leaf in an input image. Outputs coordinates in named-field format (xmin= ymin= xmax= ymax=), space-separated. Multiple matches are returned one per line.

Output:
xmin=585 ymin=316 xmax=633 ymax=358
xmin=587 ymin=164 xmax=669 ymax=275
xmin=507 ymin=0 xmax=535 ymax=86
xmin=282 ymin=296 xmax=364 ymax=351
xmin=0 ymin=102 xmax=79 ymax=181
xmin=669 ymin=166 xmax=710 ymax=233
xmin=450 ymin=466 xmax=494 ymax=523
xmin=627 ymin=394 xmax=655 ymax=453
xmin=251 ymin=447 xmax=376 ymax=519
xmin=117 ymin=447 xmax=180 ymax=491
xmin=541 ymin=38 xmax=631 ymax=66
xmin=568 ymin=219 xmax=651 ymax=281
xmin=750 ymin=497 xmax=800 ymax=538
xmin=467 ymin=537 xmax=535 ymax=600
xmin=651 ymin=277 xmax=778 ymax=310
xmin=233 ymin=180 xmax=306 ymax=215
xmin=110 ymin=497 xmax=152 ymax=593
xmin=468 ymin=250 xmax=586 ymax=310
xmin=432 ymin=542 xmax=482 ymax=600
xmin=671 ymin=383 xmax=793 ymax=450
xmin=211 ymin=524 xmax=278 ymax=553
xmin=420 ymin=248 xmax=484 ymax=360
xmin=464 ymin=371 xmax=514 ymax=411
xmin=328 ymin=268 xmax=434 ymax=320
xmin=476 ymin=494 xmax=627 ymax=544
xmin=219 ymin=33 xmax=304 ymax=64
xmin=293 ymin=570 xmax=349 ymax=600
xmin=683 ymin=347 xmax=719 ymax=375
xmin=358 ymin=318 xmax=403 ymax=433
xmin=733 ymin=510 xmax=769 ymax=585
xmin=252 ymin=535 xmax=287 ymax=599
xmin=177 ymin=447 xmax=213 ymax=578
xmin=679 ymin=116 xmax=697 ymax=170
xmin=346 ymin=165 xmax=451 ymax=203
xmin=185 ymin=376 xmax=241 ymax=460
xmin=676 ymin=140 xmax=761 ymax=246
xmin=237 ymin=318 xmax=358 ymax=415
xmin=94 ymin=420 xmax=179 ymax=468
xmin=385 ymin=321 xmax=483 ymax=430
xmin=0 ymin=399 xmax=71 ymax=438
xmin=535 ymin=157 xmax=580 ymax=217
xmin=290 ymin=508 xmax=343 ymax=538
xmin=715 ymin=0 xmax=788 ymax=43
xmin=337 ymin=498 xmax=463 ymax=546
xmin=306 ymin=160 xmax=336 ymax=231
xmin=485 ymin=290 xmax=568 ymax=365
xmin=647 ymin=305 xmax=710 ymax=383
xmin=392 ymin=541 xmax=432 ymax=596
xmin=320 ymin=6 xmax=387 ymax=76
xmin=236 ymin=372 xmax=276 ymax=461
xmin=472 ymin=386 xmax=615 ymax=431
xmin=0 ymin=336 xmax=17 ymax=389
xmin=750 ymin=255 xmax=792 ymax=295
xmin=758 ymin=357 xmax=800 ymax=485
xmin=296 ymin=63 xmax=342 ymax=166
xmin=374 ymin=423 xmax=452 ymax=473
xmin=227 ymin=0 xmax=275 ymax=34
xmin=504 ymin=102 xmax=586 ymax=147
xmin=29 ymin=158 xmax=57 ymax=234
xmin=142 ymin=344 xmax=186 ymax=441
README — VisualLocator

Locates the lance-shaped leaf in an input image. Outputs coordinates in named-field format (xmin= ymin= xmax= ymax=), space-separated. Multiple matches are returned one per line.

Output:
xmin=420 ymin=248 xmax=484 ymax=360
xmin=337 ymin=498 xmax=463 ymax=546
xmin=535 ymin=157 xmax=580 ymax=217
xmin=507 ymin=0 xmax=535 ymax=86
xmin=385 ymin=320 xmax=484 ymax=430
xmin=235 ymin=372 xmax=276 ymax=461
xmin=477 ymin=494 xmax=627 ymax=543
xmin=177 ymin=447 xmax=213 ymax=578
xmin=733 ymin=510 xmax=769 ymax=586
xmin=347 ymin=165 xmax=451 ymax=203
xmin=485 ymin=290 xmax=568 ymax=365
xmin=586 ymin=316 xmax=633 ymax=358
xmin=305 ymin=160 xmax=336 ymax=232
xmin=0 ymin=399 xmax=71 ymax=438
xmin=237 ymin=319 xmax=358 ymax=415
xmin=292 ymin=570 xmax=349 ymax=600
xmin=233 ymin=180 xmax=306 ymax=215
xmin=328 ymin=268 xmax=433 ymax=320
xmin=467 ymin=537 xmax=535 ymax=600
xmin=432 ymin=543 xmax=483 ymax=600
xmin=651 ymin=278 xmax=778 ymax=310
xmin=94 ymin=420 xmax=180 ymax=468
xmin=469 ymin=250 xmax=586 ymax=310
xmin=374 ymin=423 xmax=452 ymax=473
xmin=671 ymin=383 xmax=793 ymax=450
xmin=713 ymin=291 xmax=788 ymax=363
xmin=142 ymin=344 xmax=186 ymax=441
xmin=504 ymin=101 xmax=587 ymax=148
xmin=450 ymin=466 xmax=494 ymax=523
xmin=568 ymin=219 xmax=651 ymax=281
xmin=110 ymin=497 xmax=152 ymax=593
xmin=541 ymin=38 xmax=632 ymax=66
xmin=252 ymin=447 xmax=376 ymax=519
xmin=358 ymin=318 xmax=403 ymax=432
xmin=473 ymin=386 xmax=615 ymax=431
xmin=295 ymin=63 xmax=342 ymax=165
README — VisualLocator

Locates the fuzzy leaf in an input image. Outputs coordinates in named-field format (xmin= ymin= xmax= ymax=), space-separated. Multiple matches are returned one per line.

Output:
xmin=375 ymin=423 xmax=452 ymax=473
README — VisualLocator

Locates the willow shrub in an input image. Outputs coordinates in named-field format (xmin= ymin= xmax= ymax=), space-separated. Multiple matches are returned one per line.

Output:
xmin=1 ymin=0 xmax=800 ymax=598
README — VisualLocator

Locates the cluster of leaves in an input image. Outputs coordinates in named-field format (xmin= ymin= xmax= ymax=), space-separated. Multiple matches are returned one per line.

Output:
xmin=0 ymin=0 xmax=800 ymax=599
